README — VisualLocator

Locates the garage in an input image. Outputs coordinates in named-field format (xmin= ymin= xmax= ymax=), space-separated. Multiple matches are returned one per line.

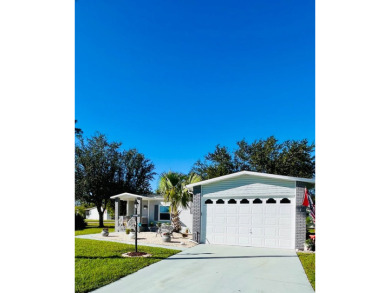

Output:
xmin=203 ymin=196 xmax=295 ymax=249
xmin=186 ymin=171 xmax=315 ymax=250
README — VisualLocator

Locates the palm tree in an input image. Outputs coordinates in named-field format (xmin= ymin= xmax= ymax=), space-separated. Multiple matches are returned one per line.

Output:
xmin=158 ymin=171 xmax=201 ymax=232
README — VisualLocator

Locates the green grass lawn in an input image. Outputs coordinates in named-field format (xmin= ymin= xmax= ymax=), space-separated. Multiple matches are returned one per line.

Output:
xmin=75 ymin=221 xmax=115 ymax=236
xmin=85 ymin=219 xmax=115 ymax=223
xmin=297 ymin=252 xmax=315 ymax=290
xmin=75 ymin=238 xmax=180 ymax=293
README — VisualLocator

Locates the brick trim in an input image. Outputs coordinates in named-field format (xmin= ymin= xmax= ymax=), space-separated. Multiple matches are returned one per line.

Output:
xmin=192 ymin=186 xmax=201 ymax=243
xmin=295 ymin=181 xmax=307 ymax=249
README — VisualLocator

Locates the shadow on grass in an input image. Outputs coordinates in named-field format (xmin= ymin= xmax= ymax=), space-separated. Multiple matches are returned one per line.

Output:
xmin=146 ymin=254 xmax=298 ymax=260
xmin=179 ymin=252 xmax=214 ymax=255
xmin=76 ymin=256 xmax=125 ymax=260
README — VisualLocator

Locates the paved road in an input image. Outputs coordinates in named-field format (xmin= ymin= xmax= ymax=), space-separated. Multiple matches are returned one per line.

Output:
xmin=93 ymin=244 xmax=314 ymax=293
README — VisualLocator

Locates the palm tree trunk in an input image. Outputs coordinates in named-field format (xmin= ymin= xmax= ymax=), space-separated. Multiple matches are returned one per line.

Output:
xmin=171 ymin=211 xmax=181 ymax=232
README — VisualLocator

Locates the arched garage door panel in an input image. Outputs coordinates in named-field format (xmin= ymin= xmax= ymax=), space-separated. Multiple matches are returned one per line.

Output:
xmin=203 ymin=198 xmax=294 ymax=249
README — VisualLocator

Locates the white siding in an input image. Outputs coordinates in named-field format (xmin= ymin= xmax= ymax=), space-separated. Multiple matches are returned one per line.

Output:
xmin=178 ymin=207 xmax=193 ymax=233
xmin=202 ymin=174 xmax=296 ymax=199
xmin=148 ymin=200 xmax=161 ymax=223
xmin=145 ymin=200 xmax=193 ymax=231
xmin=85 ymin=207 xmax=110 ymax=220
xmin=147 ymin=200 xmax=171 ymax=223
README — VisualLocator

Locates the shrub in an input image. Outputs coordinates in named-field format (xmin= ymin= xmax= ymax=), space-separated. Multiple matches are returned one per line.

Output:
xmin=305 ymin=239 xmax=315 ymax=251
xmin=75 ymin=214 xmax=86 ymax=230
xmin=125 ymin=229 xmax=130 ymax=234
xmin=75 ymin=206 xmax=86 ymax=218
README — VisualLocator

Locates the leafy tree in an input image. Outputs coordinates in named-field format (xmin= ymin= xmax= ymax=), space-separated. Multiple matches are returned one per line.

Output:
xmin=75 ymin=133 xmax=156 ymax=227
xmin=158 ymin=172 xmax=201 ymax=232
xmin=192 ymin=145 xmax=236 ymax=179
xmin=75 ymin=204 xmax=94 ymax=218
xmin=234 ymin=136 xmax=282 ymax=173
xmin=192 ymin=137 xmax=315 ymax=179
xmin=275 ymin=139 xmax=315 ymax=178
xmin=75 ymin=120 xmax=83 ymax=137
xmin=118 ymin=149 xmax=156 ymax=194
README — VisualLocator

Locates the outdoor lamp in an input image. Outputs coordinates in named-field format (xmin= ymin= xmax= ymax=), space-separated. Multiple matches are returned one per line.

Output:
xmin=143 ymin=205 xmax=147 ymax=209
xmin=134 ymin=199 xmax=139 ymax=210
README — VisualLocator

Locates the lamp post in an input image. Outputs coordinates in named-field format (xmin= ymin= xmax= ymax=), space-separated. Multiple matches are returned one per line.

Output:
xmin=134 ymin=199 xmax=139 ymax=252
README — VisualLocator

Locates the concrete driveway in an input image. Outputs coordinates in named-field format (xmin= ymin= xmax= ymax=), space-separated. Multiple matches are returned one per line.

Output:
xmin=93 ymin=244 xmax=314 ymax=293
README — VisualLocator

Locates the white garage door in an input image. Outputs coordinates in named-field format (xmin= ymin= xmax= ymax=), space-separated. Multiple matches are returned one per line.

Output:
xmin=203 ymin=197 xmax=295 ymax=249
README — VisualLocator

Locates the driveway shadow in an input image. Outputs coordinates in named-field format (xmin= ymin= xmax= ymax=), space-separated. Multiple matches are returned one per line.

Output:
xmin=147 ymin=254 xmax=296 ymax=260
xmin=163 ymin=255 xmax=296 ymax=260
xmin=180 ymin=252 xmax=214 ymax=255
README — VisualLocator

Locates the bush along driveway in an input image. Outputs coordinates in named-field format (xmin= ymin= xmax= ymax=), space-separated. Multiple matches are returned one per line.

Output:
xmin=75 ymin=238 xmax=180 ymax=293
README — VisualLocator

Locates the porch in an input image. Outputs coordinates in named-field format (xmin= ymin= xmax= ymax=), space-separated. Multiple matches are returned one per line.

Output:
xmin=110 ymin=192 xmax=170 ymax=232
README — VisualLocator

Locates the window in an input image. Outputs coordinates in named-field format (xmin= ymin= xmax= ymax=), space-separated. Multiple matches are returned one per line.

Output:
xmin=266 ymin=198 xmax=276 ymax=204
xmin=253 ymin=198 xmax=262 ymax=204
xmin=120 ymin=201 xmax=127 ymax=216
xmin=216 ymin=199 xmax=225 ymax=204
xmin=228 ymin=199 xmax=237 ymax=204
xmin=205 ymin=199 xmax=213 ymax=204
xmin=280 ymin=198 xmax=291 ymax=204
xmin=240 ymin=199 xmax=249 ymax=204
xmin=159 ymin=205 xmax=170 ymax=220
xmin=85 ymin=210 xmax=91 ymax=216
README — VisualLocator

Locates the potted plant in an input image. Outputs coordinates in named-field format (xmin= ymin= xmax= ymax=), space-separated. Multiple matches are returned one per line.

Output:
xmin=182 ymin=228 xmax=189 ymax=238
xmin=101 ymin=228 xmax=109 ymax=237
xmin=149 ymin=221 xmax=157 ymax=232
xmin=125 ymin=228 xmax=130 ymax=235
xmin=162 ymin=232 xmax=171 ymax=242
xmin=129 ymin=228 xmax=136 ymax=239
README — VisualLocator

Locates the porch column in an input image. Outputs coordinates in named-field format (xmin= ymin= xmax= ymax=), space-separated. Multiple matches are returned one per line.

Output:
xmin=115 ymin=198 xmax=120 ymax=232
xmin=139 ymin=198 xmax=143 ymax=218
xmin=126 ymin=200 xmax=131 ymax=217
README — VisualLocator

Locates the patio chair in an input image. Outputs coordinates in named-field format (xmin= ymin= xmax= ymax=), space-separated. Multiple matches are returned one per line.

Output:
xmin=155 ymin=225 xmax=162 ymax=237
xmin=158 ymin=223 xmax=174 ymax=238
xmin=118 ymin=216 xmax=125 ymax=232
xmin=127 ymin=217 xmax=136 ymax=232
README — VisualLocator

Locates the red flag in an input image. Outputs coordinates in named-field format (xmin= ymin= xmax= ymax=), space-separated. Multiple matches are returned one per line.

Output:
xmin=302 ymin=188 xmax=309 ymax=207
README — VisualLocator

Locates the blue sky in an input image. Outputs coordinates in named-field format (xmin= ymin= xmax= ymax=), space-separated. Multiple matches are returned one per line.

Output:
xmin=75 ymin=0 xmax=315 ymax=191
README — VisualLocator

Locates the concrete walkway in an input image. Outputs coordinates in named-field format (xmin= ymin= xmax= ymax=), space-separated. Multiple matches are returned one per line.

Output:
xmin=92 ymin=244 xmax=314 ymax=293
xmin=75 ymin=234 xmax=192 ymax=251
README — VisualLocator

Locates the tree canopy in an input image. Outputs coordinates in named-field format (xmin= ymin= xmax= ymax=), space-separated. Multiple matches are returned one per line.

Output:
xmin=75 ymin=133 xmax=156 ymax=226
xmin=191 ymin=136 xmax=315 ymax=179
xmin=75 ymin=120 xmax=83 ymax=136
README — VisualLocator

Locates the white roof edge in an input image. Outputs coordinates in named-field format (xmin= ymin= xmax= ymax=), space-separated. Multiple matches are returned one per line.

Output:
xmin=110 ymin=192 xmax=165 ymax=200
xmin=110 ymin=192 xmax=149 ymax=199
xmin=186 ymin=171 xmax=315 ymax=188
